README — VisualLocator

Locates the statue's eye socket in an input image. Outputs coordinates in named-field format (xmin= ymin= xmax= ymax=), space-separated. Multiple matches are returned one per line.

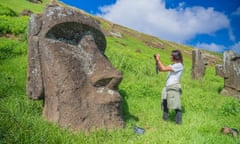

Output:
xmin=94 ymin=78 xmax=112 ymax=87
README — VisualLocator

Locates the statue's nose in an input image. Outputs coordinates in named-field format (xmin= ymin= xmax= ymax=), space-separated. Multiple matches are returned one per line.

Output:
xmin=78 ymin=34 xmax=122 ymax=90
xmin=90 ymin=57 xmax=122 ymax=90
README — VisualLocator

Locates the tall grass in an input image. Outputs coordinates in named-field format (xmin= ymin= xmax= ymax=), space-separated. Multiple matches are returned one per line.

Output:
xmin=0 ymin=1 xmax=239 ymax=143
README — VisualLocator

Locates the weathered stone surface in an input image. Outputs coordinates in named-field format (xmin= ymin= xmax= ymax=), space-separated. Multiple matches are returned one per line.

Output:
xmin=27 ymin=5 xmax=125 ymax=131
xmin=191 ymin=49 xmax=207 ymax=79
xmin=216 ymin=50 xmax=240 ymax=98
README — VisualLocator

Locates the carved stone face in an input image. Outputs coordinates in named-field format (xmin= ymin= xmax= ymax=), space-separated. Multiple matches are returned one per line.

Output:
xmin=27 ymin=6 xmax=124 ymax=131
xmin=216 ymin=50 xmax=240 ymax=98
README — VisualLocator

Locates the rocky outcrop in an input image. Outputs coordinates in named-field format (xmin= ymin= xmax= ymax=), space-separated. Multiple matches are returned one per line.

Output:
xmin=216 ymin=50 xmax=240 ymax=98
xmin=27 ymin=5 xmax=125 ymax=131
xmin=27 ymin=0 xmax=42 ymax=4
xmin=21 ymin=9 xmax=33 ymax=16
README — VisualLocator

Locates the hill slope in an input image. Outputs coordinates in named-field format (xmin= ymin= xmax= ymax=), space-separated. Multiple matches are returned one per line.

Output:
xmin=0 ymin=0 xmax=239 ymax=144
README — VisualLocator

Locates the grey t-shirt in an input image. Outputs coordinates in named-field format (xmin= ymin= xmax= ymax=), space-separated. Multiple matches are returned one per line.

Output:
xmin=166 ymin=63 xmax=183 ymax=86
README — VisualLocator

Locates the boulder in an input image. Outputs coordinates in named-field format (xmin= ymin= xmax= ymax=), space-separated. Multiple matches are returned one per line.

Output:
xmin=27 ymin=5 xmax=125 ymax=131
xmin=27 ymin=0 xmax=42 ymax=4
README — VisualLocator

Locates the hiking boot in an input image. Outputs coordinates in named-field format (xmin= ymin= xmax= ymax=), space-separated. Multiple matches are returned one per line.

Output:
xmin=162 ymin=112 xmax=168 ymax=121
xmin=175 ymin=109 xmax=182 ymax=124
xmin=162 ymin=99 xmax=168 ymax=121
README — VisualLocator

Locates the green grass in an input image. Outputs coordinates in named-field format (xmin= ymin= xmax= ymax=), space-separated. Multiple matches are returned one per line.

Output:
xmin=0 ymin=0 xmax=49 ymax=14
xmin=0 ymin=0 xmax=239 ymax=143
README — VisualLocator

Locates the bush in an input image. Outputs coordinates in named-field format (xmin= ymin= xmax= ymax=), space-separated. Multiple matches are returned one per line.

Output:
xmin=0 ymin=5 xmax=17 ymax=16
xmin=0 ymin=15 xmax=28 ymax=35
xmin=0 ymin=38 xmax=27 ymax=60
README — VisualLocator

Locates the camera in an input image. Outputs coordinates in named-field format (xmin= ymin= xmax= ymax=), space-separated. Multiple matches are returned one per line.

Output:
xmin=154 ymin=54 xmax=159 ymax=74
xmin=154 ymin=54 xmax=157 ymax=58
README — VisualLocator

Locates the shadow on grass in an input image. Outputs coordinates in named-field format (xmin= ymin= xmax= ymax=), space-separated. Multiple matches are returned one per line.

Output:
xmin=218 ymin=86 xmax=224 ymax=94
xmin=119 ymin=89 xmax=139 ymax=123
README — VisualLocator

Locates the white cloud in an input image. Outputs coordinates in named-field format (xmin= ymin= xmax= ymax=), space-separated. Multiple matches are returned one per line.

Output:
xmin=195 ymin=42 xmax=225 ymax=53
xmin=232 ymin=7 xmax=240 ymax=16
xmin=97 ymin=0 xmax=230 ymax=43
xmin=228 ymin=27 xmax=235 ymax=41
xmin=229 ymin=41 xmax=240 ymax=54
xmin=195 ymin=42 xmax=240 ymax=54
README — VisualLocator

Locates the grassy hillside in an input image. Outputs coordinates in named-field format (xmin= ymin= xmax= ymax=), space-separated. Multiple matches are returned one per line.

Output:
xmin=0 ymin=0 xmax=239 ymax=143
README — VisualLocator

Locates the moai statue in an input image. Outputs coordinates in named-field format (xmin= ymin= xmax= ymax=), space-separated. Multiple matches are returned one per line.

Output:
xmin=27 ymin=5 xmax=125 ymax=131
xmin=216 ymin=50 xmax=240 ymax=98
xmin=191 ymin=49 xmax=207 ymax=79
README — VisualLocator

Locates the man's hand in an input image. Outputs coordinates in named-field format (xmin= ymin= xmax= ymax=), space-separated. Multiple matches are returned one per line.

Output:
xmin=155 ymin=54 xmax=160 ymax=61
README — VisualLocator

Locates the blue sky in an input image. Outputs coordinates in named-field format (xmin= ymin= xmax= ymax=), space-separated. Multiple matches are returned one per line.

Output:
xmin=59 ymin=0 xmax=240 ymax=54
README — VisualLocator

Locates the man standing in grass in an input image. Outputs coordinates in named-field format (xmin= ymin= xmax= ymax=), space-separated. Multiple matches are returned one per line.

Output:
xmin=154 ymin=50 xmax=184 ymax=124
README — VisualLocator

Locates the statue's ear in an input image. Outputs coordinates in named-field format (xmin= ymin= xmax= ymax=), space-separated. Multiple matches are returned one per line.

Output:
xmin=27 ymin=14 xmax=44 ymax=100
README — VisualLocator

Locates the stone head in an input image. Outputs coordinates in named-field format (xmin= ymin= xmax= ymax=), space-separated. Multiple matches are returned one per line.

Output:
xmin=27 ymin=5 xmax=124 ymax=131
